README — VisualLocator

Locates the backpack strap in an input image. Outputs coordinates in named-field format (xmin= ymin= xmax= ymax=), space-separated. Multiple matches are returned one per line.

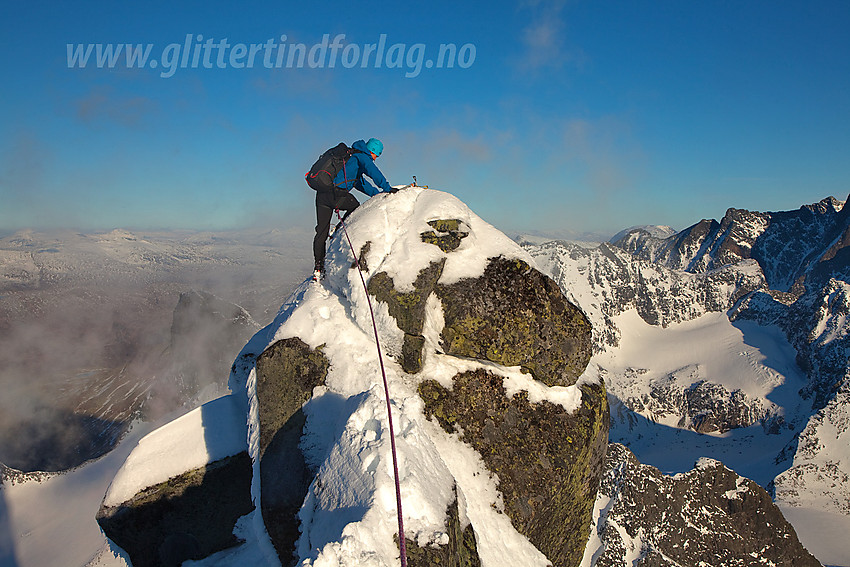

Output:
xmin=338 ymin=147 xmax=368 ymax=189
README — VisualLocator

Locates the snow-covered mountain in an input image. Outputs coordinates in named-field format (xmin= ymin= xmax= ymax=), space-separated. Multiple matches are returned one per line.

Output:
xmin=528 ymin=195 xmax=850 ymax=565
xmin=610 ymin=196 xmax=849 ymax=294
xmin=3 ymin=192 xmax=848 ymax=567
xmin=85 ymin=189 xmax=831 ymax=567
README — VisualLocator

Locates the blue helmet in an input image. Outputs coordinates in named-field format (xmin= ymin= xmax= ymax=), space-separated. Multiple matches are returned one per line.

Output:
xmin=365 ymin=138 xmax=383 ymax=157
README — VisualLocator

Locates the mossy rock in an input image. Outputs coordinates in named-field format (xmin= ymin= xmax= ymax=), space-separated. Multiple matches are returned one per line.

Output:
xmin=96 ymin=452 xmax=254 ymax=567
xmin=421 ymin=219 xmax=470 ymax=252
xmin=368 ymin=260 xmax=446 ymax=373
xmin=436 ymin=257 xmax=592 ymax=387
xmin=368 ymin=255 xmax=591 ymax=383
xmin=404 ymin=487 xmax=481 ymax=567
xmin=419 ymin=370 xmax=609 ymax=567
xmin=255 ymin=337 xmax=330 ymax=565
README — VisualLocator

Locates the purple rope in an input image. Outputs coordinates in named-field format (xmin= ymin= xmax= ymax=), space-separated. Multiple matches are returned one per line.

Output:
xmin=334 ymin=209 xmax=408 ymax=567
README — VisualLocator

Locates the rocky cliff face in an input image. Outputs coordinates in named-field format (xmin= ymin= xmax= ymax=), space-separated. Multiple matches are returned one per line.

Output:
xmin=611 ymin=196 xmax=850 ymax=295
xmin=587 ymin=444 xmax=821 ymax=567
xmin=617 ymin=375 xmax=775 ymax=434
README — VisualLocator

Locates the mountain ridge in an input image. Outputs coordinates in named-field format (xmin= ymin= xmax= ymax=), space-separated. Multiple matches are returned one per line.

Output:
xmin=611 ymin=195 xmax=850 ymax=294
xmin=528 ymin=194 xmax=850 ymax=564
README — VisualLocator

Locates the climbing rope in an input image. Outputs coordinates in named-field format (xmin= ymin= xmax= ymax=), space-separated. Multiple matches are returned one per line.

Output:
xmin=333 ymin=208 xmax=408 ymax=567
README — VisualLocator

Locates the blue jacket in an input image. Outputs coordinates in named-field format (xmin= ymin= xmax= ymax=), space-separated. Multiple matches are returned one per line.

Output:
xmin=332 ymin=139 xmax=393 ymax=196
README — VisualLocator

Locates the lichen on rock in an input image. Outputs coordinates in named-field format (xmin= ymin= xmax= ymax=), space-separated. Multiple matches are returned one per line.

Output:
xmin=368 ymin=259 xmax=446 ymax=373
xmin=420 ymin=219 xmax=470 ymax=252
xmin=436 ymin=256 xmax=593 ymax=387
xmin=95 ymin=190 xmax=610 ymax=567
xmin=419 ymin=370 xmax=609 ymax=567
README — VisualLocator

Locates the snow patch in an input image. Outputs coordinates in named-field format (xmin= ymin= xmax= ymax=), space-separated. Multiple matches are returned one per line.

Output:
xmin=103 ymin=394 xmax=247 ymax=507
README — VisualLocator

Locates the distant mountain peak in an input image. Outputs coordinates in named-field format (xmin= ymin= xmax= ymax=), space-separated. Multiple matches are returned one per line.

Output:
xmin=802 ymin=195 xmax=846 ymax=214
xmin=609 ymin=224 xmax=677 ymax=244
xmin=609 ymin=194 xmax=850 ymax=295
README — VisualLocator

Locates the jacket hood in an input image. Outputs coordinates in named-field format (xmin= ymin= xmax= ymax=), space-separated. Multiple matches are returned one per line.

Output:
xmin=352 ymin=139 xmax=371 ymax=154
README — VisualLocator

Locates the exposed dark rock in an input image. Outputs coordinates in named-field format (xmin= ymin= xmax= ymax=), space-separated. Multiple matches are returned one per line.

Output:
xmin=591 ymin=444 xmax=821 ymax=567
xmin=620 ymin=375 xmax=774 ymax=434
xmin=419 ymin=371 xmax=609 ymax=567
xmin=352 ymin=242 xmax=371 ymax=271
xmin=255 ymin=336 xmax=330 ymax=565
xmin=96 ymin=452 xmax=254 ymax=567
xmin=437 ymin=257 xmax=592 ymax=387
xmin=612 ymin=194 xmax=850 ymax=295
xmin=421 ymin=219 xmax=470 ymax=253
xmin=368 ymin=259 xmax=446 ymax=373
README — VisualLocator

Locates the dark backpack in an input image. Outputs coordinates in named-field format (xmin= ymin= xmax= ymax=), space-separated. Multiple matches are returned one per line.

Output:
xmin=305 ymin=143 xmax=363 ymax=191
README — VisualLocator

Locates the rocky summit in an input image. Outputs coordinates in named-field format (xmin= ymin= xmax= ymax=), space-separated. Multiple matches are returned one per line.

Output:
xmin=97 ymin=187 xmax=608 ymax=567
xmin=250 ymin=187 xmax=606 ymax=566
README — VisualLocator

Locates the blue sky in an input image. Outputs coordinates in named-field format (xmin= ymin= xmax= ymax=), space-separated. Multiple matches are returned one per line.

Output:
xmin=2 ymin=0 xmax=849 ymax=238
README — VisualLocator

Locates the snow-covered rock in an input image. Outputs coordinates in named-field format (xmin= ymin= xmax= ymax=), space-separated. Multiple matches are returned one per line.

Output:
xmin=93 ymin=191 xmax=850 ymax=567
xmin=247 ymin=187 xmax=606 ymax=567
xmin=100 ymin=187 xmax=609 ymax=567
xmin=583 ymin=443 xmax=821 ymax=567
xmin=772 ymin=380 xmax=850 ymax=516
xmin=96 ymin=395 xmax=254 ymax=567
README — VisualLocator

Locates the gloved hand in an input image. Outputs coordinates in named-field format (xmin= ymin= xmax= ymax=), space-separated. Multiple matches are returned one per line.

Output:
xmin=389 ymin=187 xmax=400 ymax=193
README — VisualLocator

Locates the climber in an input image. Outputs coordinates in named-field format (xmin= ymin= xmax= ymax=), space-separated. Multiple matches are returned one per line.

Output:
xmin=310 ymin=138 xmax=396 ymax=279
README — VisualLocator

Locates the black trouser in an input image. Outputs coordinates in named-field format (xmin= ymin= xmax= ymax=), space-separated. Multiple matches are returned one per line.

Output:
xmin=313 ymin=188 xmax=360 ymax=268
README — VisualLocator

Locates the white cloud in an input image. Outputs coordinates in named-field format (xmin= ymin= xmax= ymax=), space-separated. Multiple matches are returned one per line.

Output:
xmin=513 ymin=0 xmax=587 ymax=72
